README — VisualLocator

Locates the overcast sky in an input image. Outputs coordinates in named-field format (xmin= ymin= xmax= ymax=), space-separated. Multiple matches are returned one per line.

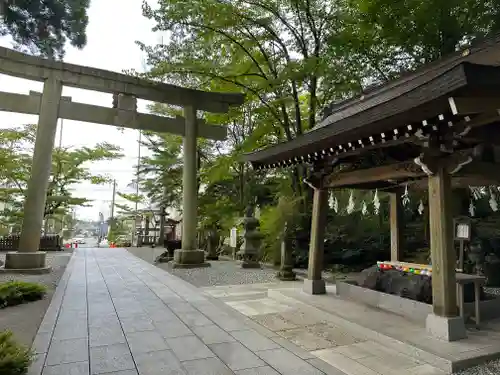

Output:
xmin=0 ymin=0 xmax=163 ymax=221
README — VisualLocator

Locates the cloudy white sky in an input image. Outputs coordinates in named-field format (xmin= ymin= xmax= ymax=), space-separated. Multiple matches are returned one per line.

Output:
xmin=0 ymin=0 xmax=163 ymax=221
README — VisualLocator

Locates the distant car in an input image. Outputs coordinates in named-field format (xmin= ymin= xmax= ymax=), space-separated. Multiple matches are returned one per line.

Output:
xmin=73 ymin=237 xmax=86 ymax=244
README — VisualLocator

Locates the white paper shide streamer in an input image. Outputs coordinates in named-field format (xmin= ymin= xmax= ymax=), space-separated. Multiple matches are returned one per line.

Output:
xmin=373 ymin=190 xmax=380 ymax=215
xmin=347 ymin=191 xmax=355 ymax=214
xmin=489 ymin=189 xmax=498 ymax=212
xmin=418 ymin=200 xmax=424 ymax=215
xmin=333 ymin=197 xmax=339 ymax=213
xmin=469 ymin=200 xmax=476 ymax=217
xmin=402 ymin=184 xmax=410 ymax=206
xmin=361 ymin=201 xmax=368 ymax=215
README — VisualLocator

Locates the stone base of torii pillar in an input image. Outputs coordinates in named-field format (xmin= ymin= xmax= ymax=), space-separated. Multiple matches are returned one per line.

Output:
xmin=2 ymin=252 xmax=51 ymax=274
xmin=172 ymin=249 xmax=210 ymax=268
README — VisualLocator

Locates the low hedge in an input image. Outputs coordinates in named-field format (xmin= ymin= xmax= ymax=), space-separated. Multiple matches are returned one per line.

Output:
xmin=0 ymin=331 xmax=32 ymax=375
xmin=0 ymin=281 xmax=46 ymax=308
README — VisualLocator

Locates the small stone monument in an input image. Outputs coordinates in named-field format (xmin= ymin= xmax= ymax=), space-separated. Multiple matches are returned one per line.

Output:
xmin=206 ymin=229 xmax=219 ymax=261
xmin=230 ymin=227 xmax=238 ymax=260
xmin=277 ymin=222 xmax=296 ymax=281
xmin=238 ymin=205 xmax=262 ymax=268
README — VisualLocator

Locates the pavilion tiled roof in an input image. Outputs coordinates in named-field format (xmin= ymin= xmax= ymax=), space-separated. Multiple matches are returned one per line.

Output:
xmin=243 ymin=33 xmax=500 ymax=170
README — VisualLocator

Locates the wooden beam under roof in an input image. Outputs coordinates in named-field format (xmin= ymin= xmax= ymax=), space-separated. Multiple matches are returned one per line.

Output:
xmin=459 ymin=161 xmax=500 ymax=183
xmin=449 ymin=97 xmax=500 ymax=116
xmin=325 ymin=160 xmax=425 ymax=189
xmin=407 ymin=176 xmax=500 ymax=189
xmin=323 ymin=157 xmax=500 ymax=190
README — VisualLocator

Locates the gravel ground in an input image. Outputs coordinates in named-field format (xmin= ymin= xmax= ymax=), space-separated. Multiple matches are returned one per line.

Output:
xmin=455 ymin=361 xmax=500 ymax=375
xmin=127 ymin=248 xmax=279 ymax=287
xmin=0 ymin=251 xmax=72 ymax=347
xmin=160 ymin=260 xmax=279 ymax=287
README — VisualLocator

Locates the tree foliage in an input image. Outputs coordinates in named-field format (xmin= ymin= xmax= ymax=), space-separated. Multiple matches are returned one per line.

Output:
xmin=0 ymin=0 xmax=90 ymax=58
xmin=136 ymin=0 xmax=500 ymax=263
xmin=341 ymin=0 xmax=500 ymax=82
xmin=0 ymin=124 xmax=122 ymax=228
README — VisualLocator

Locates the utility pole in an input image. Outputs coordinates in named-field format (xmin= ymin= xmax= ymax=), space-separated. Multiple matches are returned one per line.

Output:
xmin=110 ymin=179 xmax=117 ymax=219
xmin=132 ymin=130 xmax=142 ymax=245
xmin=58 ymin=118 xmax=64 ymax=148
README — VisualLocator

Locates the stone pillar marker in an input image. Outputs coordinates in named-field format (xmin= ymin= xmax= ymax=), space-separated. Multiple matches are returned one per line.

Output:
xmin=304 ymin=188 xmax=328 ymax=294
xmin=277 ymin=222 xmax=296 ymax=281
xmin=205 ymin=229 xmax=219 ymax=261
xmin=173 ymin=106 xmax=210 ymax=268
xmin=425 ymin=165 xmax=466 ymax=341
xmin=4 ymin=75 xmax=62 ymax=272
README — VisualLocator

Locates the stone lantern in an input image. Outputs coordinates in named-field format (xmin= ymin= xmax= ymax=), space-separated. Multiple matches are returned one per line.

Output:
xmin=238 ymin=207 xmax=262 ymax=268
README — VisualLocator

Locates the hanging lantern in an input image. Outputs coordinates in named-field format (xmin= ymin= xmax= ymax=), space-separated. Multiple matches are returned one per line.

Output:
xmin=489 ymin=189 xmax=498 ymax=212
xmin=373 ymin=190 xmax=380 ymax=215
xmin=418 ymin=200 xmax=424 ymax=215
xmin=402 ymin=184 xmax=410 ymax=206
xmin=361 ymin=201 xmax=368 ymax=215
xmin=333 ymin=197 xmax=339 ymax=213
xmin=347 ymin=191 xmax=355 ymax=214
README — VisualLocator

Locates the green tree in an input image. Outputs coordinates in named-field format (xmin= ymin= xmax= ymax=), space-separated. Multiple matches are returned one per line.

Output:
xmin=0 ymin=124 xmax=122 ymax=228
xmin=138 ymin=131 xmax=184 ymax=211
xmin=138 ymin=0 xmax=500 ymax=262
xmin=139 ymin=0 xmax=366 ymax=198
xmin=107 ymin=216 xmax=130 ymax=243
xmin=341 ymin=0 xmax=500 ymax=83
xmin=0 ymin=0 xmax=90 ymax=58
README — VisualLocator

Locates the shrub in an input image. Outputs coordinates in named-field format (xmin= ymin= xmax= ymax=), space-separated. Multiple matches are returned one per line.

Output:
xmin=0 ymin=281 xmax=47 ymax=308
xmin=0 ymin=331 xmax=32 ymax=375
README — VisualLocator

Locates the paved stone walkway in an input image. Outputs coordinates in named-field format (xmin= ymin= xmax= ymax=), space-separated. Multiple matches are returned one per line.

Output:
xmin=29 ymin=248 xmax=346 ymax=375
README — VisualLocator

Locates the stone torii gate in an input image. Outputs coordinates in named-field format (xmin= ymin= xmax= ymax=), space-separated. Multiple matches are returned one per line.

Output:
xmin=0 ymin=47 xmax=244 ymax=272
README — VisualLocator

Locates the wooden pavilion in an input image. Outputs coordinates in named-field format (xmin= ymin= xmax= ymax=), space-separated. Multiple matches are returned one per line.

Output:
xmin=244 ymin=34 xmax=500 ymax=341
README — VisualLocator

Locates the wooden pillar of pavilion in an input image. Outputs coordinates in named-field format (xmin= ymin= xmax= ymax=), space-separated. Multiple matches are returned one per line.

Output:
xmin=303 ymin=187 xmax=328 ymax=295
xmin=425 ymin=164 xmax=466 ymax=341
xmin=389 ymin=190 xmax=404 ymax=262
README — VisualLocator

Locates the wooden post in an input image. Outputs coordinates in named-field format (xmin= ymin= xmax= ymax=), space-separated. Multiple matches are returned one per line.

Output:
xmin=428 ymin=166 xmax=457 ymax=317
xmin=304 ymin=188 xmax=328 ymax=295
xmin=389 ymin=191 xmax=404 ymax=261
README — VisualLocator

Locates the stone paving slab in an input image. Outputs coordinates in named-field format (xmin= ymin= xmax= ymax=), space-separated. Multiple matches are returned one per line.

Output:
xmin=28 ymin=248 xmax=346 ymax=375
xmin=201 ymin=282 xmax=452 ymax=375
xmin=269 ymin=286 xmax=500 ymax=374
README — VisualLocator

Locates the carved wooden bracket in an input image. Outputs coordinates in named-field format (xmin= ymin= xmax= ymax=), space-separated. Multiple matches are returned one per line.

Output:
xmin=413 ymin=145 xmax=484 ymax=176
xmin=308 ymin=158 xmax=340 ymax=189
xmin=414 ymin=154 xmax=439 ymax=175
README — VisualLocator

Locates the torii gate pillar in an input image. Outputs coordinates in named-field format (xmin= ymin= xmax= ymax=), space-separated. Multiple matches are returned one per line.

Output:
xmin=4 ymin=75 xmax=62 ymax=273
xmin=173 ymin=106 xmax=210 ymax=268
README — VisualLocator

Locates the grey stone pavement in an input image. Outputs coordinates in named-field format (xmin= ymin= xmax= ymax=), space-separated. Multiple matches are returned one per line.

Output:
xmin=29 ymin=248 xmax=347 ymax=375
